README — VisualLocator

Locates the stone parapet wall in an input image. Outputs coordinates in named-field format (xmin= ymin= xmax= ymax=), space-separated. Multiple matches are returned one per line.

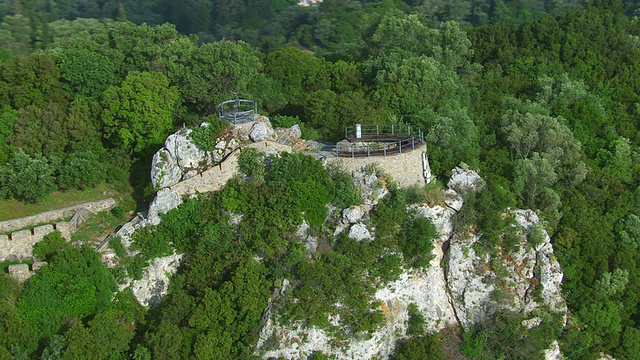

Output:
xmin=326 ymin=146 xmax=427 ymax=188
xmin=0 ymin=198 xmax=116 ymax=234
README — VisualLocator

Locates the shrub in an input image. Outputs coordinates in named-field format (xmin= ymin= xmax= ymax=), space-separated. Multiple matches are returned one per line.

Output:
xmin=189 ymin=119 xmax=230 ymax=151
xmin=32 ymin=231 xmax=66 ymax=262
xmin=58 ymin=151 xmax=105 ymax=190
xmin=407 ymin=303 xmax=425 ymax=336
xmin=271 ymin=115 xmax=299 ymax=128
xmin=0 ymin=152 xmax=58 ymax=203
xmin=392 ymin=333 xmax=445 ymax=360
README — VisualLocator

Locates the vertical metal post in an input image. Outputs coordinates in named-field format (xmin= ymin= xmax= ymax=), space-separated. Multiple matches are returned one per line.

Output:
xmin=408 ymin=126 xmax=411 ymax=136
xmin=345 ymin=127 xmax=348 ymax=139
xmin=384 ymin=144 xmax=387 ymax=156
xmin=412 ymin=137 xmax=415 ymax=149
xmin=399 ymin=140 xmax=402 ymax=153
xmin=376 ymin=124 xmax=379 ymax=136
xmin=367 ymin=144 xmax=370 ymax=157
xmin=351 ymin=145 xmax=354 ymax=158
xmin=392 ymin=124 xmax=395 ymax=135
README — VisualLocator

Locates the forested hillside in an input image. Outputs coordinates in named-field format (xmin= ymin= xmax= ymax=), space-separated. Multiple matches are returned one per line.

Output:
xmin=1 ymin=0 xmax=640 ymax=358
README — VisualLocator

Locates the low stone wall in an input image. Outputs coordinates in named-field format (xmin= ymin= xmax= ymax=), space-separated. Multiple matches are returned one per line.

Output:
xmin=1 ymin=204 xmax=108 ymax=262
xmin=0 ymin=198 xmax=116 ymax=234
xmin=326 ymin=145 xmax=428 ymax=188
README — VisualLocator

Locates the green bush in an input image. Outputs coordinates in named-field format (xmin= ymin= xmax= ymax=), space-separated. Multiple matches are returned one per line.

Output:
xmin=188 ymin=120 xmax=230 ymax=151
xmin=392 ymin=333 xmax=445 ymax=360
xmin=57 ymin=151 xmax=105 ymax=190
xmin=0 ymin=153 xmax=58 ymax=203
xmin=17 ymin=245 xmax=116 ymax=345
xmin=399 ymin=217 xmax=437 ymax=268
xmin=406 ymin=303 xmax=425 ymax=336
xmin=271 ymin=114 xmax=300 ymax=128
xmin=32 ymin=231 xmax=66 ymax=262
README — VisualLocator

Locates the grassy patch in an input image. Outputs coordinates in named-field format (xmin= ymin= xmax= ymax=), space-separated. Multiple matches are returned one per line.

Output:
xmin=0 ymin=184 xmax=117 ymax=221
xmin=71 ymin=207 xmax=133 ymax=246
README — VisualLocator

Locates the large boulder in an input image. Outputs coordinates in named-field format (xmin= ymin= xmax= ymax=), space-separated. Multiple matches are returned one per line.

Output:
xmin=348 ymin=223 xmax=372 ymax=241
xmin=448 ymin=166 xmax=484 ymax=193
xmin=147 ymin=188 xmax=183 ymax=226
xmin=151 ymin=128 xmax=209 ymax=189
xmin=342 ymin=206 xmax=365 ymax=224
xmin=275 ymin=124 xmax=302 ymax=146
xmin=250 ymin=122 xmax=277 ymax=142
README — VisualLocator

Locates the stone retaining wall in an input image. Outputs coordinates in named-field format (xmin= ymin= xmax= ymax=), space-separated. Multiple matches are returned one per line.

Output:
xmin=0 ymin=202 xmax=112 ymax=262
xmin=325 ymin=145 xmax=428 ymax=188
xmin=0 ymin=198 xmax=116 ymax=234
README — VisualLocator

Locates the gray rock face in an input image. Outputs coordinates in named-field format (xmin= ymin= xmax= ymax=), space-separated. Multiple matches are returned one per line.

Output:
xmin=446 ymin=233 xmax=498 ymax=327
xmin=250 ymin=122 xmax=277 ymax=142
xmin=275 ymin=125 xmax=302 ymax=146
xmin=151 ymin=124 xmax=240 ymax=189
xmin=148 ymin=188 xmax=183 ymax=226
xmin=131 ymin=252 xmax=183 ymax=306
xmin=348 ymin=223 xmax=372 ymax=241
xmin=151 ymin=128 xmax=207 ymax=189
xmin=342 ymin=206 xmax=365 ymax=224
xmin=448 ymin=166 xmax=485 ymax=192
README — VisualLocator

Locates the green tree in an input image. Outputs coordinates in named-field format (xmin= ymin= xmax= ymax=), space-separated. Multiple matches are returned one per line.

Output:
xmin=0 ymin=152 xmax=58 ymax=203
xmin=0 ymin=274 xmax=34 ymax=356
xmin=101 ymin=71 xmax=179 ymax=153
xmin=17 ymin=244 xmax=116 ymax=345
xmin=392 ymin=333 xmax=444 ymax=360
xmin=57 ymin=151 xmax=105 ymax=190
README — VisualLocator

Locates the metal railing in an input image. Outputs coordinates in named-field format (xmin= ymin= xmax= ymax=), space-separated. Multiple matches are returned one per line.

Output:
xmin=333 ymin=135 xmax=424 ymax=158
xmin=218 ymin=99 xmax=258 ymax=124
xmin=344 ymin=124 xmax=423 ymax=141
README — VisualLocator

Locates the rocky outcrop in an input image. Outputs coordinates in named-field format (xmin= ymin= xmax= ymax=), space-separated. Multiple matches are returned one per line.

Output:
xmin=257 ymin=166 xmax=567 ymax=359
xmin=147 ymin=188 xmax=183 ymax=226
xmin=250 ymin=122 xmax=277 ymax=142
xmin=130 ymin=252 xmax=183 ymax=306
xmin=151 ymin=124 xmax=240 ymax=189
xmin=447 ymin=165 xmax=485 ymax=192
xmin=348 ymin=223 xmax=372 ymax=241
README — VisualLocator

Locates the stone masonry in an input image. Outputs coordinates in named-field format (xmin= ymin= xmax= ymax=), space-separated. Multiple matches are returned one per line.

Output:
xmin=0 ymin=204 xmax=106 ymax=262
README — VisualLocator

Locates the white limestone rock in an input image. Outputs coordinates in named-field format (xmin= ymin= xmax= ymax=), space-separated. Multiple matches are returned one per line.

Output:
xmin=250 ymin=122 xmax=277 ymax=142
xmin=276 ymin=124 xmax=302 ymax=146
xmin=257 ymin=245 xmax=457 ymax=360
xmin=448 ymin=166 xmax=485 ymax=193
xmin=296 ymin=219 xmax=318 ymax=254
xmin=413 ymin=204 xmax=456 ymax=241
xmin=131 ymin=252 xmax=183 ymax=307
xmin=446 ymin=233 xmax=497 ymax=328
xmin=444 ymin=188 xmax=464 ymax=211
xmin=349 ymin=223 xmax=372 ymax=241
xmin=544 ymin=341 xmax=562 ymax=360
xmin=342 ymin=206 xmax=365 ymax=224
xmin=147 ymin=188 xmax=183 ymax=226
xmin=166 ymin=128 xmax=210 ymax=170
xmin=351 ymin=170 xmax=388 ymax=209
xmin=151 ymin=127 xmax=210 ymax=189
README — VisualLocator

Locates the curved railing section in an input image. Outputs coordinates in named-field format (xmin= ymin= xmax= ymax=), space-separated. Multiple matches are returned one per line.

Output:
xmin=218 ymin=99 xmax=258 ymax=124
xmin=333 ymin=124 xmax=425 ymax=158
